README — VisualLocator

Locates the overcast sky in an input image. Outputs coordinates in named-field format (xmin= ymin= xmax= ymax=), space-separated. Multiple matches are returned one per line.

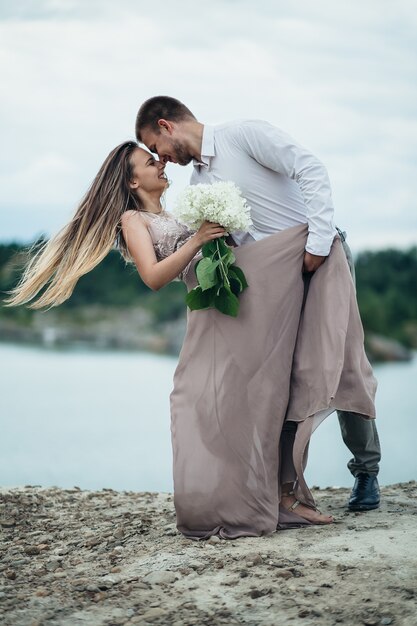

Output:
xmin=1 ymin=0 xmax=416 ymax=251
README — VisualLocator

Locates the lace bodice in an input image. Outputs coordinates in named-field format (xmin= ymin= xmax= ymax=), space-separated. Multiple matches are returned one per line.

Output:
xmin=140 ymin=210 xmax=201 ymax=281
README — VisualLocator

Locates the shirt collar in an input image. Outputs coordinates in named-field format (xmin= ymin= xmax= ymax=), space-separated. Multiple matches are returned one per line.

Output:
xmin=193 ymin=125 xmax=215 ymax=170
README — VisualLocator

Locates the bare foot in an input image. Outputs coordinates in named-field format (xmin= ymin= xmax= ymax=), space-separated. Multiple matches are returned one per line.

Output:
xmin=281 ymin=494 xmax=333 ymax=525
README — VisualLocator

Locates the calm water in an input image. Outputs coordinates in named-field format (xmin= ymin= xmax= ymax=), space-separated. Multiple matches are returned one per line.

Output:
xmin=1 ymin=343 xmax=416 ymax=492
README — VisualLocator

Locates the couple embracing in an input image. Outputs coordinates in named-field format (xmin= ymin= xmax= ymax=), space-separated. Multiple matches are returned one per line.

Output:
xmin=7 ymin=96 xmax=381 ymax=540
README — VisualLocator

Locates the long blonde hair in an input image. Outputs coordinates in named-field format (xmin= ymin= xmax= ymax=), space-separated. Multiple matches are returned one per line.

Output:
xmin=4 ymin=141 xmax=145 ymax=309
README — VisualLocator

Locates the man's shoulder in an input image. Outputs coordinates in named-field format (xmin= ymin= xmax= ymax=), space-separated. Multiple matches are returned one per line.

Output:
xmin=212 ymin=119 xmax=277 ymax=145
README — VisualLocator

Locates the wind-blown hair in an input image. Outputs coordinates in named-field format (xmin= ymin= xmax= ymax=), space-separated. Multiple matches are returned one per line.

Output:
xmin=135 ymin=96 xmax=196 ymax=142
xmin=4 ymin=141 xmax=144 ymax=309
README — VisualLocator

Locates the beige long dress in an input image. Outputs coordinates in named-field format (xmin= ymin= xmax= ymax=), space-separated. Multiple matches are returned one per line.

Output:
xmin=141 ymin=210 xmax=377 ymax=540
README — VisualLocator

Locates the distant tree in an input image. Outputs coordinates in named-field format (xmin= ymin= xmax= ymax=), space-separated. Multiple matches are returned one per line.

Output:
xmin=1 ymin=242 xmax=416 ymax=344
xmin=355 ymin=247 xmax=417 ymax=347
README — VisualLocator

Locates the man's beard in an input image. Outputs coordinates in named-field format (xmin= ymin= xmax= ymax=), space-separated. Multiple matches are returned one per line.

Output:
xmin=172 ymin=140 xmax=193 ymax=166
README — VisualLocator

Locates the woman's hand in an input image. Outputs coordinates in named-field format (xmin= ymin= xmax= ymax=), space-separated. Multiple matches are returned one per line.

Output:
xmin=193 ymin=220 xmax=227 ymax=247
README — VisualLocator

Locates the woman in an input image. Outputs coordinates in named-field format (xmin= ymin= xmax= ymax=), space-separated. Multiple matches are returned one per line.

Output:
xmin=6 ymin=141 xmax=377 ymax=539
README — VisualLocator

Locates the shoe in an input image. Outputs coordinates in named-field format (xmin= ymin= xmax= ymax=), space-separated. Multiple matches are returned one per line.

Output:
xmin=348 ymin=473 xmax=380 ymax=511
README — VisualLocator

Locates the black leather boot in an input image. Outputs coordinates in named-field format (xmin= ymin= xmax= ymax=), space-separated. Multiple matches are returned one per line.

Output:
xmin=348 ymin=473 xmax=380 ymax=511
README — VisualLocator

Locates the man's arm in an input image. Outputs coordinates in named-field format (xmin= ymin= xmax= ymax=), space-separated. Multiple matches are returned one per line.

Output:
xmin=236 ymin=120 xmax=336 ymax=266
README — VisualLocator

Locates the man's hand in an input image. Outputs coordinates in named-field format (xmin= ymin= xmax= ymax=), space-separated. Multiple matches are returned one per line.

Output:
xmin=303 ymin=252 xmax=326 ymax=273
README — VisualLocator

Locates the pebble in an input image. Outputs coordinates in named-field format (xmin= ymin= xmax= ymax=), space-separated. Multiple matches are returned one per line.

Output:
xmin=85 ymin=537 xmax=101 ymax=548
xmin=98 ymin=575 xmax=118 ymax=589
xmin=24 ymin=546 xmax=42 ymax=556
xmin=114 ymin=528 xmax=125 ymax=540
xmin=0 ymin=483 xmax=412 ymax=626
xmin=143 ymin=570 xmax=178 ymax=585
xmin=0 ymin=518 xmax=16 ymax=527
xmin=137 ymin=607 xmax=168 ymax=622
xmin=249 ymin=588 xmax=268 ymax=599
xmin=45 ymin=558 xmax=62 ymax=572
xmin=245 ymin=552 xmax=263 ymax=566
xmin=275 ymin=569 xmax=293 ymax=579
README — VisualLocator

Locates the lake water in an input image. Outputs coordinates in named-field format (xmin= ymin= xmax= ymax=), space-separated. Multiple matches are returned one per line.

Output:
xmin=1 ymin=343 xmax=416 ymax=492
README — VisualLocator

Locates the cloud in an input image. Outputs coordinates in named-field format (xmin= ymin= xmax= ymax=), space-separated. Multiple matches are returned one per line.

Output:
xmin=0 ymin=0 xmax=416 ymax=249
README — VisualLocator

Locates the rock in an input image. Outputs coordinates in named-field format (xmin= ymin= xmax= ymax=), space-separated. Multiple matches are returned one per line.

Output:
xmin=45 ymin=558 xmax=62 ymax=572
xmin=98 ymin=575 xmax=118 ymax=589
xmin=37 ymin=534 xmax=54 ymax=543
xmin=245 ymin=552 xmax=263 ymax=566
xmin=4 ymin=569 xmax=16 ymax=580
xmin=137 ymin=607 xmax=168 ymax=622
xmin=275 ymin=569 xmax=293 ymax=579
xmin=85 ymin=537 xmax=101 ymax=548
xmin=92 ymin=591 xmax=107 ymax=602
xmin=35 ymin=587 xmax=50 ymax=597
xmin=249 ymin=588 xmax=269 ymax=599
xmin=207 ymin=535 xmax=221 ymax=544
xmin=188 ymin=561 xmax=205 ymax=571
xmin=0 ymin=518 xmax=16 ymax=527
xmin=113 ymin=528 xmax=125 ymax=540
xmin=70 ymin=577 xmax=91 ymax=591
xmin=24 ymin=545 xmax=41 ymax=556
xmin=143 ymin=570 xmax=178 ymax=585
xmin=366 ymin=334 xmax=412 ymax=362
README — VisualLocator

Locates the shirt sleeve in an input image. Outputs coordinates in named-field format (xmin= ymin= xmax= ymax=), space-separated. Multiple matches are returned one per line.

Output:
xmin=236 ymin=120 xmax=336 ymax=256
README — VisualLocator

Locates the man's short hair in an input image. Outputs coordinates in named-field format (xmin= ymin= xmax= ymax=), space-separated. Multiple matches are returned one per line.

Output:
xmin=135 ymin=96 xmax=196 ymax=142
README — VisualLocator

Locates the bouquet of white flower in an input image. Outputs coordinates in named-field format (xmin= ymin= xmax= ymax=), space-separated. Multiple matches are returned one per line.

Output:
xmin=173 ymin=181 xmax=252 ymax=317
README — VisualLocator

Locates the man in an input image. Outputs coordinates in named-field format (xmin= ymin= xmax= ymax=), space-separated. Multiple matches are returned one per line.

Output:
xmin=135 ymin=95 xmax=381 ymax=511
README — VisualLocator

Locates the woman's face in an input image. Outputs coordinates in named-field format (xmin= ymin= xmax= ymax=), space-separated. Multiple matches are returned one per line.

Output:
xmin=129 ymin=147 xmax=167 ymax=194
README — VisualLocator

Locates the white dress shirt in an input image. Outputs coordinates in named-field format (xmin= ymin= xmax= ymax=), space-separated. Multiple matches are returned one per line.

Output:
xmin=191 ymin=120 xmax=337 ymax=256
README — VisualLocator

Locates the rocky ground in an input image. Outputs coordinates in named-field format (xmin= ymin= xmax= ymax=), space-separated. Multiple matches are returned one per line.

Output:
xmin=1 ymin=482 xmax=416 ymax=626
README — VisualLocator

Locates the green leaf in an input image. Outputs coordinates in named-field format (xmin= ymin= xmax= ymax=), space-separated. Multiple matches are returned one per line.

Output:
xmin=229 ymin=265 xmax=249 ymax=290
xmin=214 ymin=285 xmax=240 ymax=317
xmin=221 ymin=247 xmax=236 ymax=267
xmin=186 ymin=286 xmax=215 ymax=310
xmin=201 ymin=240 xmax=218 ymax=258
xmin=215 ymin=237 xmax=229 ymax=255
xmin=195 ymin=257 xmax=220 ymax=291
xmin=229 ymin=276 xmax=242 ymax=295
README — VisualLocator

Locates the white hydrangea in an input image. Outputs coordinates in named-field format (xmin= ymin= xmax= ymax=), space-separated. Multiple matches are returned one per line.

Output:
xmin=172 ymin=181 xmax=253 ymax=232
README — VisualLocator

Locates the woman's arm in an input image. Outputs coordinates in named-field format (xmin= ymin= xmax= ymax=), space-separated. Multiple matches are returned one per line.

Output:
xmin=121 ymin=211 xmax=226 ymax=291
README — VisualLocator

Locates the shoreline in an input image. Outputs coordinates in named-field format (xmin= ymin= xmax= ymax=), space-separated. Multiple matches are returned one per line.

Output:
xmin=0 ymin=333 xmax=414 ymax=364
xmin=1 ymin=482 xmax=416 ymax=625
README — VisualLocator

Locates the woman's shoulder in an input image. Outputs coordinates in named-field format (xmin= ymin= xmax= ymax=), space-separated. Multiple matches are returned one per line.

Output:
xmin=121 ymin=210 xmax=148 ymax=229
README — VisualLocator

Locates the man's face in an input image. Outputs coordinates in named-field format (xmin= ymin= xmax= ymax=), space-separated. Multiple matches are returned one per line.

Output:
xmin=141 ymin=124 xmax=193 ymax=166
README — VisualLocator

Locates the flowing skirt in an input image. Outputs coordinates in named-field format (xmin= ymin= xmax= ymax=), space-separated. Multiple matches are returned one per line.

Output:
xmin=169 ymin=224 xmax=377 ymax=540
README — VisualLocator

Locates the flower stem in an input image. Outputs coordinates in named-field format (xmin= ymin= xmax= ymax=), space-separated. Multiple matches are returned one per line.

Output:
xmin=216 ymin=238 xmax=230 ymax=288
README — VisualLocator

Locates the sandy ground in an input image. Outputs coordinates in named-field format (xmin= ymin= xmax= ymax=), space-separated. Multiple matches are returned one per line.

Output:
xmin=1 ymin=482 xmax=416 ymax=626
